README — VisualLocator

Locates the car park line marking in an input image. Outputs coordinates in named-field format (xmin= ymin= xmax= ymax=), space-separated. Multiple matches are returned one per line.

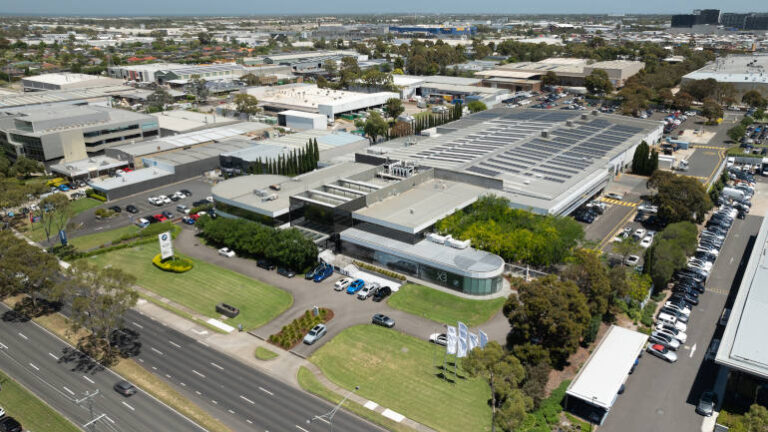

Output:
xmin=239 ymin=395 xmax=255 ymax=404
xmin=228 ymin=409 xmax=235 ymax=414
xmin=690 ymin=344 xmax=697 ymax=358
xmin=138 ymin=358 xmax=144 ymax=363
xmin=131 ymin=322 xmax=144 ymax=329
xmin=0 ymin=342 xmax=7 ymax=350
xmin=105 ymin=415 xmax=115 ymax=424
xmin=63 ymin=386 xmax=75 ymax=395
xmin=210 ymin=362 xmax=224 ymax=370
xmin=151 ymin=347 xmax=164 ymax=355
xmin=180 ymin=382 xmax=186 ymax=386
xmin=168 ymin=340 xmax=181 ymax=348
xmin=165 ymin=374 xmax=172 ymax=378
xmin=192 ymin=370 xmax=206 ymax=378
xmin=18 ymin=332 xmax=28 ymax=340
xmin=246 ymin=419 xmax=253 ymax=424
xmin=317 ymin=417 xmax=330 ymax=424
xmin=211 ymin=400 xmax=218 ymax=405
xmin=122 ymin=401 xmax=135 ymax=411
xmin=83 ymin=376 xmax=95 ymax=384
xmin=296 ymin=425 xmax=310 ymax=432
xmin=29 ymin=362 xmax=39 ymax=371
xmin=259 ymin=386 xmax=273 ymax=396
xmin=195 ymin=390 xmax=202 ymax=395
xmin=49 ymin=352 xmax=59 ymax=360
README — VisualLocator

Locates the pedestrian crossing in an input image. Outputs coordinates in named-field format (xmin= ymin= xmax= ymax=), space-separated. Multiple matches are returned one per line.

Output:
xmin=599 ymin=197 xmax=639 ymax=207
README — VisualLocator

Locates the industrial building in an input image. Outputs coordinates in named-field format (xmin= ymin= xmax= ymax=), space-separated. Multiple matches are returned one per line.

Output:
xmin=391 ymin=75 xmax=509 ymax=106
xmin=0 ymin=86 xmax=132 ymax=109
xmin=151 ymin=110 xmax=241 ymax=136
xmin=716 ymin=213 xmax=768 ymax=404
xmin=245 ymin=51 xmax=366 ymax=74
xmin=565 ymin=326 xmax=649 ymax=425
xmin=107 ymin=63 xmax=246 ymax=85
xmin=0 ymin=105 xmax=158 ymax=166
xmin=681 ymin=55 xmax=768 ymax=98
xmin=21 ymin=73 xmax=125 ymax=92
xmin=476 ymin=58 xmax=645 ymax=91
xmin=388 ymin=25 xmax=477 ymax=36
xmin=244 ymin=83 xmax=398 ymax=121
xmin=277 ymin=110 xmax=327 ymax=131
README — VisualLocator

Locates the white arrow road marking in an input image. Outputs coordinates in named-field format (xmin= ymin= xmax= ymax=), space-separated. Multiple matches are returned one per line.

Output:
xmin=29 ymin=362 xmax=39 ymax=371
xmin=690 ymin=343 xmax=697 ymax=358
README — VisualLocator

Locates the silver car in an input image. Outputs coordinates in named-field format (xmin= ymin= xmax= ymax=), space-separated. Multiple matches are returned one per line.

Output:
xmin=650 ymin=331 xmax=680 ymax=350
xmin=647 ymin=343 xmax=678 ymax=363
xmin=303 ymin=324 xmax=327 ymax=345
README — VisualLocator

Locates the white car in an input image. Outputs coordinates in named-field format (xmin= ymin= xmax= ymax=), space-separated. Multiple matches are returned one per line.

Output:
xmin=334 ymin=278 xmax=351 ymax=291
xmin=664 ymin=301 xmax=691 ymax=317
xmin=218 ymin=247 xmax=235 ymax=258
xmin=625 ymin=255 xmax=640 ymax=266
xmin=640 ymin=235 xmax=653 ymax=248
xmin=638 ymin=203 xmax=658 ymax=214
xmin=160 ymin=195 xmax=172 ymax=205
xmin=357 ymin=285 xmax=374 ymax=300
xmin=658 ymin=312 xmax=687 ymax=332
xmin=605 ymin=193 xmax=624 ymax=200
xmin=633 ymin=228 xmax=646 ymax=240
xmin=647 ymin=343 xmax=678 ymax=363
xmin=429 ymin=333 xmax=448 ymax=346
xmin=656 ymin=324 xmax=688 ymax=344
xmin=148 ymin=196 xmax=160 ymax=206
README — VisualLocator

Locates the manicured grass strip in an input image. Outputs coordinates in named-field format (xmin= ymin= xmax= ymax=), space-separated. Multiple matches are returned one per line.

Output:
xmin=69 ymin=198 xmax=102 ymax=216
xmin=387 ymin=283 xmax=505 ymax=326
xmin=86 ymin=245 xmax=293 ymax=330
xmin=139 ymin=294 xmax=227 ymax=334
xmin=69 ymin=225 xmax=139 ymax=251
xmin=311 ymin=325 xmax=491 ymax=432
xmin=0 ymin=369 xmax=81 ymax=432
xmin=297 ymin=366 xmax=412 ymax=432
xmin=254 ymin=347 xmax=278 ymax=360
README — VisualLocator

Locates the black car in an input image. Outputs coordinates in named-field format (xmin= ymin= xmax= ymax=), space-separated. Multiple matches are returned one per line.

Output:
xmin=162 ymin=210 xmax=174 ymax=219
xmin=114 ymin=380 xmax=137 ymax=396
xmin=0 ymin=417 xmax=22 ymax=432
xmin=192 ymin=199 xmax=208 ymax=207
xmin=257 ymin=259 xmax=276 ymax=270
xmin=671 ymin=292 xmax=699 ymax=306
xmin=169 ymin=194 xmax=180 ymax=202
xmin=372 ymin=286 xmax=392 ymax=302
xmin=126 ymin=204 xmax=139 ymax=214
xmin=109 ymin=205 xmax=122 ymax=213
xmin=180 ymin=189 xmax=192 ymax=197
xmin=277 ymin=267 xmax=295 ymax=278
xmin=673 ymin=285 xmax=700 ymax=298
xmin=145 ymin=215 xmax=159 ymax=224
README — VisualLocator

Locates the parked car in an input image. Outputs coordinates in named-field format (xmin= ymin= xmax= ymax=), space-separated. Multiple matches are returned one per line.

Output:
xmin=650 ymin=331 xmax=681 ymax=350
xmin=372 ymin=313 xmax=395 ymax=328
xmin=257 ymin=259 xmax=276 ymax=270
xmin=656 ymin=322 xmax=688 ymax=343
xmin=720 ymin=308 xmax=731 ymax=326
xmin=334 ymin=278 xmax=351 ymax=291
xmin=277 ymin=267 xmax=296 ymax=278
xmin=625 ymin=255 xmax=641 ymax=266
xmin=303 ymin=324 xmax=327 ymax=345
xmin=647 ymin=343 xmax=678 ymax=363
xmin=705 ymin=339 xmax=721 ymax=361
xmin=154 ymin=214 xmax=168 ymax=223
xmin=657 ymin=312 xmax=687 ymax=332
xmin=176 ymin=204 xmax=190 ymax=214
xmin=372 ymin=286 xmax=392 ymax=302
xmin=346 ymin=279 xmax=365 ymax=295
xmin=640 ymin=235 xmax=653 ymax=248
xmin=218 ymin=247 xmax=235 ymax=258
xmin=429 ymin=333 xmax=448 ymax=346
xmin=605 ymin=193 xmax=624 ymax=200
xmin=180 ymin=189 xmax=192 ymax=197
xmin=696 ymin=391 xmax=718 ymax=416
xmin=109 ymin=205 xmax=122 ymax=213
xmin=305 ymin=264 xmax=323 ymax=280
xmin=126 ymin=204 xmax=138 ymax=214
xmin=135 ymin=218 xmax=150 ymax=228
xmin=313 ymin=264 xmax=333 ymax=283
xmin=182 ymin=216 xmax=195 ymax=225
xmin=114 ymin=380 xmax=137 ymax=396
xmin=0 ymin=417 xmax=21 ymax=432
xmin=357 ymin=284 xmax=375 ymax=300
xmin=161 ymin=210 xmax=173 ymax=219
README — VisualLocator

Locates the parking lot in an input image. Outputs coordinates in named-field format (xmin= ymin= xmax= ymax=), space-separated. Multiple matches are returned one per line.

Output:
xmin=67 ymin=177 xmax=213 ymax=240
xmin=601 ymin=177 xmax=768 ymax=432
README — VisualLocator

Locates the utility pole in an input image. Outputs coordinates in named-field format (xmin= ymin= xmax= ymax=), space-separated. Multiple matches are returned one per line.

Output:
xmin=308 ymin=385 xmax=359 ymax=432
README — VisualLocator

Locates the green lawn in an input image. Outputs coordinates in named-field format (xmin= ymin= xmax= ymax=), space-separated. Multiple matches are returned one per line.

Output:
xmin=69 ymin=198 xmax=102 ymax=216
xmin=254 ymin=346 xmax=278 ymax=360
xmin=387 ymin=284 xmax=505 ymax=326
xmin=86 ymin=244 xmax=293 ymax=330
xmin=20 ymin=198 xmax=103 ymax=243
xmin=0 ymin=368 xmax=81 ymax=432
xmin=69 ymin=225 xmax=140 ymax=251
xmin=311 ymin=325 xmax=491 ymax=432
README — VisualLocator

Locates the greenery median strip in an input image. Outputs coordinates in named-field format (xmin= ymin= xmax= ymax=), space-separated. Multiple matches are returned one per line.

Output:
xmin=387 ymin=283 xmax=505 ymax=327
xmin=254 ymin=346 xmax=278 ymax=360
xmin=0 ymin=368 xmax=81 ymax=432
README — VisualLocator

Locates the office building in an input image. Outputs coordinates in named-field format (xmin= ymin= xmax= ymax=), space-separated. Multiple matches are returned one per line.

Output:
xmin=107 ymin=63 xmax=246 ymax=85
xmin=671 ymin=9 xmax=721 ymax=27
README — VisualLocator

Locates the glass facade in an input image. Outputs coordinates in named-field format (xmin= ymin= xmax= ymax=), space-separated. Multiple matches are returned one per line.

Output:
xmin=341 ymin=242 xmax=502 ymax=295
xmin=215 ymin=201 xmax=290 ymax=227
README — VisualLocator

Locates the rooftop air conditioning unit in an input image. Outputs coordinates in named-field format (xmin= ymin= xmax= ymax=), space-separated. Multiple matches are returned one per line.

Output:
xmin=581 ymin=114 xmax=589 ymax=120
xmin=566 ymin=120 xmax=574 ymax=127
xmin=541 ymin=130 xmax=549 ymax=138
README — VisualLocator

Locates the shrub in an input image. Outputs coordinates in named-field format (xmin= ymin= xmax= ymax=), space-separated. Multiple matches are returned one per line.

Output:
xmin=85 ymin=188 xmax=107 ymax=202
xmin=640 ymin=301 xmax=657 ymax=327
xmin=268 ymin=308 xmax=333 ymax=350
xmin=190 ymin=203 xmax=213 ymax=214
xmin=352 ymin=261 xmax=407 ymax=281
xmin=151 ymin=254 xmax=193 ymax=273
xmin=582 ymin=315 xmax=601 ymax=345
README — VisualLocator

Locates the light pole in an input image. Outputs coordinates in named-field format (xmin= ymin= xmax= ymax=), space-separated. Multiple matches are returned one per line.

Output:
xmin=308 ymin=385 xmax=359 ymax=432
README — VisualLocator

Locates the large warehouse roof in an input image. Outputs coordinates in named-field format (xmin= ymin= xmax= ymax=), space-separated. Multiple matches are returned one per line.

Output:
xmin=716 ymin=211 xmax=768 ymax=379
xmin=683 ymin=55 xmax=768 ymax=84
xmin=0 ymin=86 xmax=131 ymax=108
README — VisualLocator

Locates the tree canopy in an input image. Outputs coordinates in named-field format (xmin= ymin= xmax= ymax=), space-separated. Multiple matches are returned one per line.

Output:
xmin=233 ymin=93 xmax=260 ymax=116
xmin=742 ymin=90 xmax=767 ymax=109
xmin=562 ymin=248 xmax=612 ymax=317
xmin=467 ymin=100 xmax=488 ymax=113
xmin=644 ymin=221 xmax=698 ymax=290
xmin=384 ymin=98 xmax=404 ymax=119
xmin=363 ymin=111 xmax=388 ymax=144
xmin=584 ymin=69 xmax=613 ymax=95
xmin=631 ymin=141 xmax=658 ymax=176
xmin=647 ymin=171 xmax=712 ymax=224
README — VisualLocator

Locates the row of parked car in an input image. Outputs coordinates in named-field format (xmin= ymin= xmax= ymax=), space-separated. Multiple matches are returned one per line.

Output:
xmin=333 ymin=277 xmax=393 ymax=303
xmin=147 ymin=190 xmax=193 ymax=206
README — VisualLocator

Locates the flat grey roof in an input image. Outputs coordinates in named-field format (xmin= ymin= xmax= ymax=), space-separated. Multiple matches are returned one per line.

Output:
xmin=716 ymin=210 xmax=768 ymax=379
xmin=89 ymin=167 xmax=173 ymax=191
xmin=0 ymin=85 xmax=132 ymax=108
xmin=50 ymin=155 xmax=129 ymax=177
xmin=146 ymin=139 xmax=258 ymax=166
xmin=221 ymin=141 xmax=291 ymax=162
xmin=353 ymin=179 xmax=487 ymax=234
xmin=566 ymin=325 xmax=648 ymax=410
xmin=683 ymin=55 xmax=768 ymax=84
xmin=340 ymin=227 xmax=505 ymax=279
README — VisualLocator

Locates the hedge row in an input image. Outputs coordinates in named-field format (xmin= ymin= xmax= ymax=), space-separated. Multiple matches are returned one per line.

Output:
xmin=85 ymin=188 xmax=107 ymax=202
xmin=268 ymin=309 xmax=332 ymax=350
xmin=152 ymin=254 xmax=193 ymax=273
xmin=353 ymin=260 xmax=407 ymax=281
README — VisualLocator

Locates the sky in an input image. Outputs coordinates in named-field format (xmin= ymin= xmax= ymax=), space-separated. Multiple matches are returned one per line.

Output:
xmin=0 ymin=0 xmax=765 ymax=16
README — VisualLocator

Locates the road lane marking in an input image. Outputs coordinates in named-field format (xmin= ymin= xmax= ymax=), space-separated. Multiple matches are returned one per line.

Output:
xmin=228 ymin=409 xmax=235 ymax=414
xmin=49 ymin=352 xmax=59 ymax=360
xmin=192 ymin=370 xmax=206 ymax=378
xmin=83 ymin=376 xmax=95 ymax=384
xmin=211 ymin=400 xmax=218 ymax=404
xmin=197 ymin=340 xmax=209 ymax=347
xmin=691 ymin=343 xmax=697 ymax=358
xmin=151 ymin=347 xmax=164 ymax=355
xmin=210 ymin=362 xmax=224 ymax=370
xmin=0 ymin=342 xmax=7 ymax=349
xmin=138 ymin=358 xmax=144 ymax=363
xmin=296 ymin=425 xmax=310 ymax=432
xmin=240 ymin=395 xmax=255 ymax=404
xmin=63 ymin=386 xmax=75 ymax=395
xmin=259 ymin=386 xmax=274 ymax=396
xmin=168 ymin=340 xmax=181 ymax=348
xmin=317 ymin=417 xmax=330 ymax=424
xmin=18 ymin=332 xmax=28 ymax=340
xmin=195 ymin=390 xmax=202 ymax=395
xmin=180 ymin=382 xmax=186 ymax=386
xmin=246 ymin=419 xmax=253 ymax=424
xmin=131 ymin=322 xmax=143 ymax=329
xmin=29 ymin=362 xmax=39 ymax=371
xmin=165 ymin=374 xmax=172 ymax=378
xmin=122 ymin=401 xmax=135 ymax=411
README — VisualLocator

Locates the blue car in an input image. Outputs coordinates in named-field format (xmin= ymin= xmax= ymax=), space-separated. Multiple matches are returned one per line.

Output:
xmin=313 ymin=265 xmax=333 ymax=283
xmin=346 ymin=279 xmax=365 ymax=295
xmin=182 ymin=216 xmax=195 ymax=225
xmin=58 ymin=184 xmax=70 ymax=191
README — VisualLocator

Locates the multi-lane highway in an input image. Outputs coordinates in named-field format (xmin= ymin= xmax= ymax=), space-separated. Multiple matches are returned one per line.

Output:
xmin=0 ymin=303 xmax=205 ymax=432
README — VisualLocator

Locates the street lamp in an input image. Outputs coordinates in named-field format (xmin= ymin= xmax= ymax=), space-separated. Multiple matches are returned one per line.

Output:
xmin=307 ymin=385 xmax=359 ymax=432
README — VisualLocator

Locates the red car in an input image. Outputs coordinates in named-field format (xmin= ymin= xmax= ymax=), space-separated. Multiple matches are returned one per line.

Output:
xmin=122 ymin=167 xmax=133 ymax=172
xmin=154 ymin=214 xmax=168 ymax=222
xmin=189 ymin=213 xmax=201 ymax=221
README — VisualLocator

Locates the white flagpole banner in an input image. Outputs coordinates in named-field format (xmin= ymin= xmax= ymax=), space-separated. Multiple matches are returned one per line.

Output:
xmin=469 ymin=332 xmax=479 ymax=352
xmin=479 ymin=330 xmax=489 ymax=348
xmin=158 ymin=231 xmax=174 ymax=260
xmin=446 ymin=325 xmax=458 ymax=355
xmin=457 ymin=322 xmax=469 ymax=358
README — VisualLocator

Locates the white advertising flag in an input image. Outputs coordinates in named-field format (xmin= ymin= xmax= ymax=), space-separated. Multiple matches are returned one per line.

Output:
xmin=158 ymin=231 xmax=174 ymax=260
xmin=468 ymin=332 xmax=480 ymax=352
xmin=479 ymin=330 xmax=489 ymax=348
xmin=446 ymin=326 xmax=458 ymax=355
xmin=457 ymin=322 xmax=469 ymax=358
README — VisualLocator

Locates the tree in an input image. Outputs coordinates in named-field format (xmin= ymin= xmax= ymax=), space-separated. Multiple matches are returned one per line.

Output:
xmin=384 ymin=98 xmax=404 ymax=120
xmin=339 ymin=57 xmax=360 ymax=87
xmin=744 ymin=404 xmax=768 ymax=432
xmin=233 ymin=93 xmax=260 ymax=116
xmin=463 ymin=342 xmax=532 ymax=432
xmin=363 ymin=111 xmax=388 ymax=144
xmin=742 ymin=90 xmax=767 ymax=109
xmin=645 ymin=222 xmax=698 ymax=290
xmin=613 ymin=237 xmax=641 ymax=262
xmin=65 ymin=261 xmax=138 ymax=361
xmin=541 ymin=71 xmax=559 ymax=86
xmin=682 ymin=78 xmax=719 ymax=101
xmin=728 ymin=124 xmax=747 ymax=143
xmin=239 ymin=73 xmax=261 ymax=86
xmin=701 ymin=98 xmax=723 ymax=123
xmin=8 ymin=156 xmax=43 ymax=178
xmin=147 ymin=88 xmax=173 ymax=111
xmin=647 ymin=171 xmax=712 ymax=224
xmin=584 ymin=69 xmax=613 ymax=95
xmin=631 ymin=141 xmax=650 ymax=175
xmin=467 ymin=100 xmax=488 ymax=113
xmin=505 ymin=276 xmax=591 ymax=367
xmin=197 ymin=32 xmax=212 ymax=45
xmin=322 ymin=59 xmax=338 ymax=78
xmin=673 ymin=91 xmax=694 ymax=111
xmin=36 ymin=194 xmax=71 ymax=244
xmin=188 ymin=75 xmax=209 ymax=103
xmin=562 ymin=249 xmax=612 ymax=318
